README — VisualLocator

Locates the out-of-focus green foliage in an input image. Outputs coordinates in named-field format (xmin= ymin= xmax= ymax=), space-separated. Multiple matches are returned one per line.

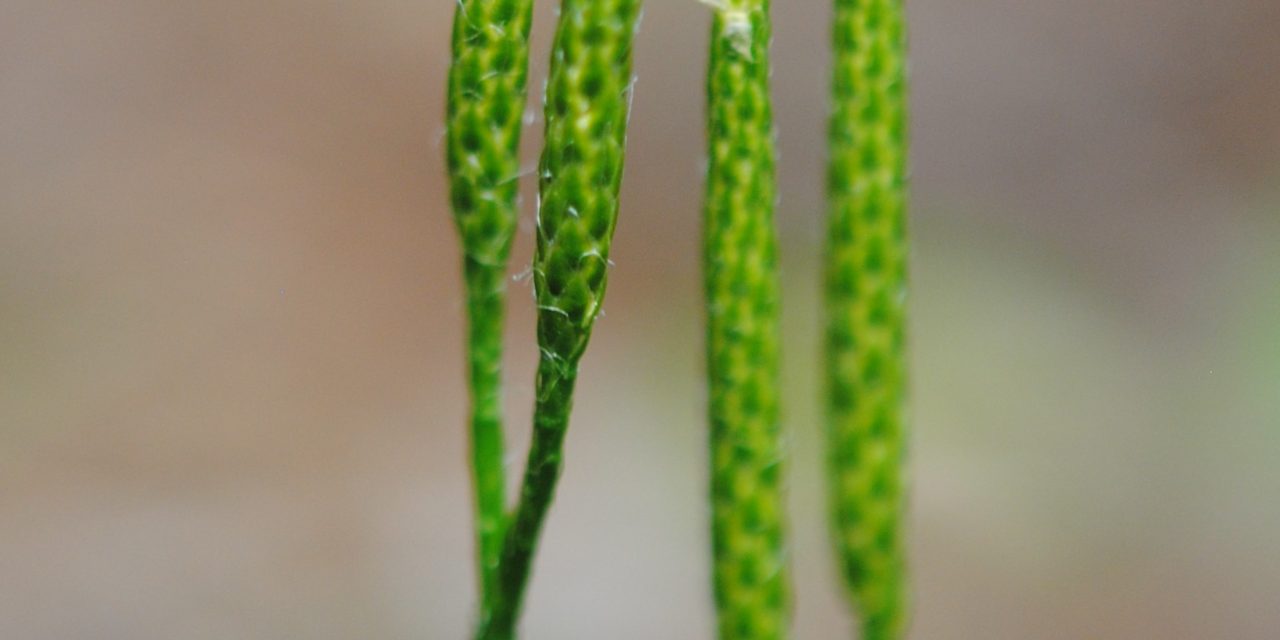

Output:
xmin=824 ymin=0 xmax=910 ymax=637
xmin=703 ymin=0 xmax=789 ymax=637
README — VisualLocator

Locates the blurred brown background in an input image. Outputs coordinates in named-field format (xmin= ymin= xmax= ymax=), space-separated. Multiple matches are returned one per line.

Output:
xmin=2 ymin=0 xmax=1278 ymax=638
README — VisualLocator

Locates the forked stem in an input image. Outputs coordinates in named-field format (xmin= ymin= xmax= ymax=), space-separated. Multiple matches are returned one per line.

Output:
xmin=474 ymin=0 xmax=642 ymax=635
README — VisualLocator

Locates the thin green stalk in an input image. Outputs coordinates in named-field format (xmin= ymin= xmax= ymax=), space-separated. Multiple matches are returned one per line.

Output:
xmin=824 ymin=0 xmax=909 ymax=638
xmin=446 ymin=0 xmax=535 ymax=620
xmin=703 ymin=1 xmax=787 ymax=637
xmin=474 ymin=0 xmax=641 ymax=635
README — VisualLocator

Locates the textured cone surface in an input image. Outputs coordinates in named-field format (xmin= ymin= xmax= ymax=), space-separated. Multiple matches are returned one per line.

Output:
xmin=825 ymin=0 xmax=910 ymax=638
xmin=531 ymin=0 xmax=639 ymax=365
xmin=447 ymin=0 xmax=533 ymax=267
xmin=704 ymin=1 xmax=789 ymax=638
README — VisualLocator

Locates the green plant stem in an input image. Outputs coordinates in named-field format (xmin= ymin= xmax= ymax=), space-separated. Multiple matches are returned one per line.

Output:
xmin=462 ymin=262 xmax=509 ymax=610
xmin=476 ymin=360 xmax=576 ymax=640
xmin=703 ymin=1 xmax=788 ymax=638
xmin=446 ymin=0 xmax=535 ymax=620
xmin=474 ymin=0 xmax=641 ymax=635
xmin=824 ymin=0 xmax=909 ymax=638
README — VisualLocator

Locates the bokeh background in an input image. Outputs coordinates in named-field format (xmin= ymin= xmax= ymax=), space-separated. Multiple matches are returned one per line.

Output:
xmin=3 ymin=1 xmax=1278 ymax=637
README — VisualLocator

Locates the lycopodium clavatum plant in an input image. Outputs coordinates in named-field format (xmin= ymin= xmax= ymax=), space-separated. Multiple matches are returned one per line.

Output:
xmin=446 ymin=0 xmax=535 ymax=623
xmin=824 ymin=0 xmax=911 ymax=638
xmin=701 ymin=0 xmax=788 ymax=638
xmin=456 ymin=0 xmax=643 ymax=636
xmin=444 ymin=0 xmax=913 ymax=635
